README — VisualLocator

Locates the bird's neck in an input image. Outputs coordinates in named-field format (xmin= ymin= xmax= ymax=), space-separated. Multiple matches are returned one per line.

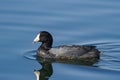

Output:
xmin=40 ymin=41 xmax=52 ymax=50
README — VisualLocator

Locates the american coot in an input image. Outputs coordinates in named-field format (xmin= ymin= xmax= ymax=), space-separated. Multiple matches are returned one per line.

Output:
xmin=33 ymin=31 xmax=100 ymax=62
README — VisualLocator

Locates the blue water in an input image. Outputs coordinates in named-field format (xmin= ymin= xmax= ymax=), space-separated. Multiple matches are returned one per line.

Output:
xmin=0 ymin=0 xmax=120 ymax=80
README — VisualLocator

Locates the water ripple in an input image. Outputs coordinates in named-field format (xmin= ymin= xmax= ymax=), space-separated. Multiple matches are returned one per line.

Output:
xmin=89 ymin=41 xmax=120 ymax=71
xmin=24 ymin=49 xmax=36 ymax=60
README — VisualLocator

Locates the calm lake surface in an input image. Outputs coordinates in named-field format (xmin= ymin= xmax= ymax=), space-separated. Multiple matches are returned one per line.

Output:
xmin=1 ymin=0 xmax=120 ymax=80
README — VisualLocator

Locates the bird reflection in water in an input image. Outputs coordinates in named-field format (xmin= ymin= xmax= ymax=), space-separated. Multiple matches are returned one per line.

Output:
xmin=34 ymin=58 xmax=53 ymax=80
xmin=34 ymin=56 xmax=99 ymax=80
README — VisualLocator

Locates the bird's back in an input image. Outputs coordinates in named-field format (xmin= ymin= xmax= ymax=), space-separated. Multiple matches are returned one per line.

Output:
xmin=49 ymin=45 xmax=100 ymax=58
